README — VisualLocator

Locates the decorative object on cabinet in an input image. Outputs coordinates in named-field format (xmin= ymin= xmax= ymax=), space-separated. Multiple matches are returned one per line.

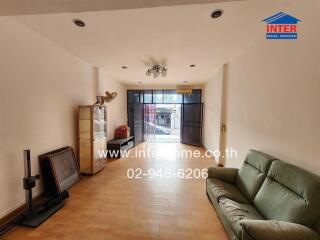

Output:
xmin=95 ymin=91 xmax=118 ymax=105
xmin=107 ymin=137 xmax=135 ymax=159
xmin=114 ymin=125 xmax=130 ymax=139
xmin=78 ymin=105 xmax=107 ymax=175
xmin=39 ymin=146 xmax=80 ymax=195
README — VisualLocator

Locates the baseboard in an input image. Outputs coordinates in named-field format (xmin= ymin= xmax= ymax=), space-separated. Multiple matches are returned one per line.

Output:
xmin=0 ymin=193 xmax=43 ymax=227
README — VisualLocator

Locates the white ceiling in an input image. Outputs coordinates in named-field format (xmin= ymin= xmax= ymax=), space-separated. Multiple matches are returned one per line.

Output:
xmin=14 ymin=0 xmax=294 ymax=86
xmin=0 ymin=0 xmax=244 ymax=16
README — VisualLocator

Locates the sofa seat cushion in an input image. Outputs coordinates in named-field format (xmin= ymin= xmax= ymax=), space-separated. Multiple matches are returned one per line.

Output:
xmin=241 ymin=220 xmax=320 ymax=240
xmin=219 ymin=198 xmax=264 ymax=238
xmin=207 ymin=178 xmax=249 ymax=204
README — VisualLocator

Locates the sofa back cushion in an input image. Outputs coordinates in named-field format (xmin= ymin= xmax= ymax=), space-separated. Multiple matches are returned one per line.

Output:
xmin=254 ymin=160 xmax=320 ymax=227
xmin=235 ymin=150 xmax=276 ymax=201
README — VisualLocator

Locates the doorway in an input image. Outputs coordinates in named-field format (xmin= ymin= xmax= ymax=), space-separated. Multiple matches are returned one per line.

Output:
xmin=127 ymin=89 xmax=203 ymax=146
xmin=144 ymin=104 xmax=181 ymax=143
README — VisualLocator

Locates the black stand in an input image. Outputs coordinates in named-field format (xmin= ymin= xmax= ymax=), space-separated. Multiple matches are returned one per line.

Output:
xmin=18 ymin=149 xmax=67 ymax=227
xmin=18 ymin=202 xmax=65 ymax=227
xmin=0 ymin=150 xmax=69 ymax=236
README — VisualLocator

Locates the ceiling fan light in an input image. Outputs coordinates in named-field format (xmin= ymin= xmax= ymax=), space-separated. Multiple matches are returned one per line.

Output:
xmin=146 ymin=64 xmax=168 ymax=78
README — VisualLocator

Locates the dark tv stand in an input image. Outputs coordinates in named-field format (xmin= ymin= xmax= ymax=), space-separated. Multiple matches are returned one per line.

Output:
xmin=107 ymin=136 xmax=135 ymax=158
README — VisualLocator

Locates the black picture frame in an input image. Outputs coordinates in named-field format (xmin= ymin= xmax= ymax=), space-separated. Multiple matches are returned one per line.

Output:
xmin=48 ymin=147 xmax=81 ymax=192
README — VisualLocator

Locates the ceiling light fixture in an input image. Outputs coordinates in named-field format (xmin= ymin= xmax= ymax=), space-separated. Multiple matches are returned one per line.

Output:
xmin=73 ymin=19 xmax=86 ymax=27
xmin=146 ymin=64 xmax=168 ymax=78
xmin=211 ymin=9 xmax=223 ymax=19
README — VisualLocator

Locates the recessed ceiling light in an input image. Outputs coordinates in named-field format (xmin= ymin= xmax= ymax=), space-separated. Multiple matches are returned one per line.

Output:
xmin=73 ymin=19 xmax=86 ymax=27
xmin=190 ymin=64 xmax=196 ymax=67
xmin=122 ymin=66 xmax=128 ymax=69
xmin=211 ymin=9 xmax=223 ymax=19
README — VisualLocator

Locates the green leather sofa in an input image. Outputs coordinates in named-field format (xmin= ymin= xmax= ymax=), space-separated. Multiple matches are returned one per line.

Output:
xmin=206 ymin=150 xmax=320 ymax=240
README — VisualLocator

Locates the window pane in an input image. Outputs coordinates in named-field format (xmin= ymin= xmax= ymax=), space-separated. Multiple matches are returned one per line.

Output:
xmin=153 ymin=90 xmax=163 ymax=103
xmin=128 ymin=89 xmax=201 ymax=104
xmin=163 ymin=90 xmax=183 ymax=104
xmin=144 ymin=90 xmax=152 ymax=103
xmin=128 ymin=90 xmax=141 ymax=103
xmin=183 ymin=89 xmax=201 ymax=103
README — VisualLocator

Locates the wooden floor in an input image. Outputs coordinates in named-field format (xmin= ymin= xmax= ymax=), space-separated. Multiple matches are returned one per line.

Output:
xmin=3 ymin=143 xmax=228 ymax=240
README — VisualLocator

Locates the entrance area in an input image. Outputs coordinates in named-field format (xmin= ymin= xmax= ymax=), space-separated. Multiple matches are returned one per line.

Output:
xmin=127 ymin=89 xmax=203 ymax=146
xmin=144 ymin=104 xmax=181 ymax=143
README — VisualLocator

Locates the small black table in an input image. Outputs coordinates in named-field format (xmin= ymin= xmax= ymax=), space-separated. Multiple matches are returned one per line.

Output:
xmin=107 ymin=136 xmax=135 ymax=158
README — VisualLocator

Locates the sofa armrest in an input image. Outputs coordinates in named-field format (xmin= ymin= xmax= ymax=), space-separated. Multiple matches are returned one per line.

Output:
xmin=240 ymin=220 xmax=319 ymax=240
xmin=207 ymin=167 xmax=238 ymax=184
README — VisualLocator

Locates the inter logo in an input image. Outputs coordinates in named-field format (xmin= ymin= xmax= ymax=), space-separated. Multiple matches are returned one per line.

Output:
xmin=263 ymin=12 xmax=301 ymax=40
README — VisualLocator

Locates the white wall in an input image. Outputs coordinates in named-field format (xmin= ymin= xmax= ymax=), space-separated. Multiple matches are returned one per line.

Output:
xmin=223 ymin=1 xmax=320 ymax=175
xmin=98 ymin=70 xmax=127 ymax=141
xmin=0 ymin=17 xmax=96 ymax=217
xmin=202 ymin=67 xmax=223 ymax=162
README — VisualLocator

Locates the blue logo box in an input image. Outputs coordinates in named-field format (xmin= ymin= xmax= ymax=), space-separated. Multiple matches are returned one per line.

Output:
xmin=266 ymin=33 xmax=297 ymax=39
xmin=263 ymin=12 xmax=300 ymax=40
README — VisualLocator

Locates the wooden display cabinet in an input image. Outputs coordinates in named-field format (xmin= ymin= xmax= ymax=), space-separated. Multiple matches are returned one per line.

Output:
xmin=78 ymin=105 xmax=107 ymax=175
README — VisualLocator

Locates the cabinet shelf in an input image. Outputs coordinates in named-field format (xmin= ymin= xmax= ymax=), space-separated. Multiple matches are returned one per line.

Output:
xmin=78 ymin=105 xmax=107 ymax=175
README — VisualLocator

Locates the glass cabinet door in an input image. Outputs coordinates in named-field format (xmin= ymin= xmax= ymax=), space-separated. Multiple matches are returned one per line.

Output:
xmin=93 ymin=106 xmax=107 ymax=139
